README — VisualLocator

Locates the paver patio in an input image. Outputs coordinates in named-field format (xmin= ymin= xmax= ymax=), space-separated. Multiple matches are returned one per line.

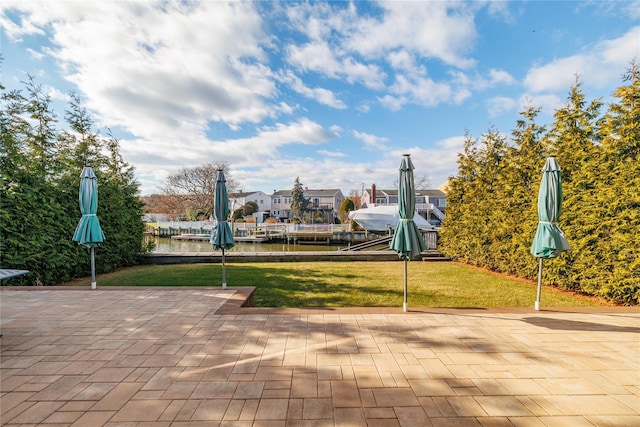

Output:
xmin=1 ymin=287 xmax=638 ymax=426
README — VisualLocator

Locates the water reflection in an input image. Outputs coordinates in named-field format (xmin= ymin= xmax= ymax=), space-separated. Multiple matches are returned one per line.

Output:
xmin=151 ymin=237 xmax=342 ymax=253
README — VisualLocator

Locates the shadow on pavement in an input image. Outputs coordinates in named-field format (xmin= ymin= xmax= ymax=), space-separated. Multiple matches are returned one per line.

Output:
xmin=523 ymin=316 xmax=640 ymax=333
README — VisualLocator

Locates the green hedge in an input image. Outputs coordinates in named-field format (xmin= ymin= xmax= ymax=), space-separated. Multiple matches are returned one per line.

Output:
xmin=1 ymin=77 xmax=148 ymax=285
xmin=439 ymin=63 xmax=639 ymax=305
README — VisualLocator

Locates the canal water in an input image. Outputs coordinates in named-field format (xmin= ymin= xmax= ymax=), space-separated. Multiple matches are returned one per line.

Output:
xmin=152 ymin=237 xmax=344 ymax=253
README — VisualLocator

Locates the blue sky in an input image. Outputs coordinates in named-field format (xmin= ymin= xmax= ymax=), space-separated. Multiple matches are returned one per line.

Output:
xmin=2 ymin=1 xmax=638 ymax=196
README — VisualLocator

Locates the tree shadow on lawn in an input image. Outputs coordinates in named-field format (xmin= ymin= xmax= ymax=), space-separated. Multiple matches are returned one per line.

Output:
xmin=224 ymin=264 xmax=414 ymax=308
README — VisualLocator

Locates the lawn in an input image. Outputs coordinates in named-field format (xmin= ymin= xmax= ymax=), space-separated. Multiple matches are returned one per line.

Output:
xmin=62 ymin=261 xmax=606 ymax=308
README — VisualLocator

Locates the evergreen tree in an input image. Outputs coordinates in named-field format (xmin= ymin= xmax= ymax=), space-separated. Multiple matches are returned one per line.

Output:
xmin=1 ymin=79 xmax=148 ymax=285
xmin=440 ymin=128 xmax=507 ymax=269
xmin=494 ymin=106 xmax=546 ymax=277
xmin=544 ymin=79 xmax=603 ymax=292
xmin=1 ymin=79 xmax=79 ymax=284
xmin=290 ymin=177 xmax=308 ymax=223
xmin=586 ymin=61 xmax=640 ymax=304
xmin=98 ymin=132 xmax=148 ymax=269
xmin=436 ymin=67 xmax=638 ymax=305
xmin=439 ymin=132 xmax=481 ymax=263
xmin=475 ymin=128 xmax=508 ymax=269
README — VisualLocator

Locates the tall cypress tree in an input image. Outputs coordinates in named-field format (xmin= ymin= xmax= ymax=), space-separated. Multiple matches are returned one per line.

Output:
xmin=1 ymin=78 xmax=78 ymax=284
xmin=544 ymin=79 xmax=603 ymax=292
xmin=441 ymin=129 xmax=508 ymax=268
xmin=290 ymin=177 xmax=308 ymax=223
xmin=589 ymin=61 xmax=640 ymax=304
xmin=440 ymin=132 xmax=484 ymax=264
xmin=473 ymin=128 xmax=508 ymax=269
xmin=493 ymin=106 xmax=547 ymax=276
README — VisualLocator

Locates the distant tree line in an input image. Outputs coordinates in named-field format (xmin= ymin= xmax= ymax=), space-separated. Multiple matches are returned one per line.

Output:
xmin=440 ymin=62 xmax=639 ymax=305
xmin=1 ymin=76 xmax=148 ymax=285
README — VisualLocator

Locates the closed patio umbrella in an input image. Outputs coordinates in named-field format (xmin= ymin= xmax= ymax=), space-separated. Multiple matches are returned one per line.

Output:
xmin=390 ymin=154 xmax=427 ymax=312
xmin=72 ymin=166 xmax=105 ymax=289
xmin=530 ymin=157 xmax=570 ymax=310
xmin=211 ymin=169 xmax=234 ymax=289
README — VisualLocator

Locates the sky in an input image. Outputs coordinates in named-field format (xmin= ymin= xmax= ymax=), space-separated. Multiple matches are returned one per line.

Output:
xmin=2 ymin=1 xmax=639 ymax=196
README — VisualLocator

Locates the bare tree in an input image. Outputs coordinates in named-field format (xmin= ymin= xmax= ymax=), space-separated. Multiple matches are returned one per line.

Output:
xmin=160 ymin=162 xmax=238 ymax=219
xmin=348 ymin=189 xmax=363 ymax=209
xmin=393 ymin=173 xmax=432 ymax=190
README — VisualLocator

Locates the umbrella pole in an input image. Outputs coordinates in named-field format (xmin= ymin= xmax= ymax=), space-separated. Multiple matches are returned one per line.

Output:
xmin=91 ymin=247 xmax=96 ymax=290
xmin=222 ymin=248 xmax=227 ymax=289
xmin=535 ymin=258 xmax=542 ymax=310
xmin=403 ymin=257 xmax=408 ymax=312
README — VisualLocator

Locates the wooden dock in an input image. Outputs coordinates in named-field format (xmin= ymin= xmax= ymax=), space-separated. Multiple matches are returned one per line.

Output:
xmin=170 ymin=234 xmax=211 ymax=241
xmin=234 ymin=236 xmax=269 ymax=243
xmin=143 ymin=250 xmax=448 ymax=265
xmin=144 ymin=251 xmax=400 ymax=264
xmin=147 ymin=222 xmax=438 ymax=250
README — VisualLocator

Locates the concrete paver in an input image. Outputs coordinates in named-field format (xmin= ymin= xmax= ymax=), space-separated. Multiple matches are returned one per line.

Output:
xmin=1 ymin=287 xmax=639 ymax=426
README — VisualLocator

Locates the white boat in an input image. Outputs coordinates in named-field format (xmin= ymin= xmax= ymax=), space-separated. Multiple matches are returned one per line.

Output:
xmin=348 ymin=205 xmax=434 ymax=232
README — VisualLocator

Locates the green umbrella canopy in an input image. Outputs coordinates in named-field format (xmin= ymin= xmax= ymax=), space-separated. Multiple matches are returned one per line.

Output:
xmin=530 ymin=157 xmax=570 ymax=259
xmin=391 ymin=154 xmax=427 ymax=260
xmin=72 ymin=166 xmax=105 ymax=248
xmin=531 ymin=157 xmax=570 ymax=310
xmin=211 ymin=169 xmax=234 ymax=250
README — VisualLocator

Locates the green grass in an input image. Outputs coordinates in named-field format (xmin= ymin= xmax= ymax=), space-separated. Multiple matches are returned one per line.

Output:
xmin=62 ymin=261 xmax=607 ymax=308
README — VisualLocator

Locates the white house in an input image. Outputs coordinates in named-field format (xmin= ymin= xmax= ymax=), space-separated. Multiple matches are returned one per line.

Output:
xmin=228 ymin=191 xmax=272 ymax=214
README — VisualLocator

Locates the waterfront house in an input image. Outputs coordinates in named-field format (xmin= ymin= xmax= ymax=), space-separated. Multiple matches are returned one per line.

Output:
xmin=229 ymin=191 xmax=272 ymax=215
xmin=271 ymin=188 xmax=345 ymax=222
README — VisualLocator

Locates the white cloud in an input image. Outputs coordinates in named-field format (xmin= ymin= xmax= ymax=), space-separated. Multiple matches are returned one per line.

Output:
xmin=524 ymin=55 xmax=588 ymax=93
xmin=378 ymin=94 xmax=407 ymax=111
xmin=599 ymin=26 xmax=640 ymax=65
xmin=317 ymin=149 xmax=346 ymax=158
xmin=279 ymin=70 xmax=346 ymax=109
xmin=45 ymin=86 xmax=69 ymax=102
xmin=487 ymin=96 xmax=518 ymax=118
xmin=122 ymin=117 xmax=338 ymax=191
xmin=285 ymin=1 xmax=356 ymax=42
xmin=387 ymin=50 xmax=417 ymax=72
xmin=386 ymin=74 xmax=456 ymax=109
xmin=347 ymin=2 xmax=478 ymax=68
xmin=518 ymin=93 xmax=564 ymax=116
xmin=284 ymin=0 xmax=480 ymax=107
xmin=489 ymin=69 xmax=517 ymax=86
xmin=25 ymin=47 xmax=45 ymax=60
xmin=353 ymin=130 xmax=389 ymax=150
xmin=375 ymin=136 xmax=465 ymax=187
xmin=524 ymin=26 xmax=640 ymax=93
xmin=286 ymin=41 xmax=386 ymax=90
xmin=5 ymin=1 xmax=275 ymax=142
xmin=488 ymin=93 xmax=563 ymax=122
xmin=451 ymin=69 xmax=516 ymax=92
xmin=0 ymin=1 xmax=46 ymax=40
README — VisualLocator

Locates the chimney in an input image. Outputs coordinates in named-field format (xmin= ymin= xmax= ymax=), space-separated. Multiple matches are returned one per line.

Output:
xmin=371 ymin=183 xmax=376 ymax=206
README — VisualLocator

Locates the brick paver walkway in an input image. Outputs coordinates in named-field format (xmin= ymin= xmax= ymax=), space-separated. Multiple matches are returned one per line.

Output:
xmin=1 ymin=287 xmax=638 ymax=426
